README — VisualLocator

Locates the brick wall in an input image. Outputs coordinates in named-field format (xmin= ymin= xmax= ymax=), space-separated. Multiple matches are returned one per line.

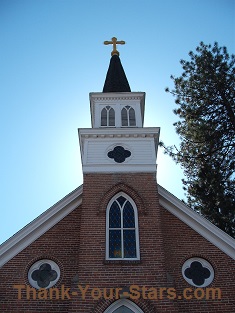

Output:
xmin=160 ymin=206 xmax=235 ymax=313
xmin=0 ymin=172 xmax=234 ymax=312
xmin=0 ymin=206 xmax=81 ymax=312
xmin=76 ymin=173 xmax=178 ymax=313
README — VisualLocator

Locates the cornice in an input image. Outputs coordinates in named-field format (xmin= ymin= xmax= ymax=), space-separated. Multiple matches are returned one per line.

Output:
xmin=89 ymin=92 xmax=145 ymax=102
xmin=79 ymin=127 xmax=160 ymax=138
xmin=80 ymin=133 xmax=158 ymax=139
xmin=92 ymin=96 xmax=142 ymax=102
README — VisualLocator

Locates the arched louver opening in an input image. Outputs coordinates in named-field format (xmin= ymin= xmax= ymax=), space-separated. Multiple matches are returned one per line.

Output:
xmin=121 ymin=107 xmax=128 ymax=126
xmin=129 ymin=107 xmax=136 ymax=126
xmin=121 ymin=106 xmax=136 ymax=127
xmin=101 ymin=106 xmax=115 ymax=126
xmin=109 ymin=107 xmax=115 ymax=126
xmin=101 ymin=107 xmax=108 ymax=126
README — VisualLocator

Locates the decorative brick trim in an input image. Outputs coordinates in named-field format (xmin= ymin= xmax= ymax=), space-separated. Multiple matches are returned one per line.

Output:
xmin=92 ymin=298 xmax=157 ymax=313
xmin=91 ymin=297 xmax=113 ymax=313
xmin=98 ymin=183 xmax=147 ymax=215
xmin=135 ymin=298 xmax=157 ymax=313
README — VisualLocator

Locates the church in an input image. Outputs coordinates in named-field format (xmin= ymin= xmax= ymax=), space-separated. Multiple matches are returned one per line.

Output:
xmin=0 ymin=37 xmax=234 ymax=313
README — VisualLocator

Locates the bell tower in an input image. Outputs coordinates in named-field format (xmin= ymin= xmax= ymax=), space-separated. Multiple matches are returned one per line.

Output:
xmin=76 ymin=38 xmax=177 ymax=313
xmin=79 ymin=38 xmax=160 ymax=175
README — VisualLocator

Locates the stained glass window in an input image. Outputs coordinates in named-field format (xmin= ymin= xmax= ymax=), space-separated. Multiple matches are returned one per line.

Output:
xmin=113 ymin=306 xmax=135 ymax=313
xmin=31 ymin=263 xmax=58 ymax=288
xmin=107 ymin=194 xmax=139 ymax=259
xmin=104 ymin=299 xmax=144 ymax=313
xmin=109 ymin=202 xmax=121 ymax=228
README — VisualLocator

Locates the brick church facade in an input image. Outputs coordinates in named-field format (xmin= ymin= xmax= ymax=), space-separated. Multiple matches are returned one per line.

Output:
xmin=0 ymin=38 xmax=234 ymax=312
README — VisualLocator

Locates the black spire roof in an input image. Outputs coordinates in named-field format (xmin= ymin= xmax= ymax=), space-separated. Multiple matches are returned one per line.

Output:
xmin=103 ymin=54 xmax=131 ymax=93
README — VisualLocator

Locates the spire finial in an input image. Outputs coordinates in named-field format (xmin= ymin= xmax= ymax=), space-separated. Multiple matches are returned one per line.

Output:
xmin=104 ymin=37 xmax=125 ymax=56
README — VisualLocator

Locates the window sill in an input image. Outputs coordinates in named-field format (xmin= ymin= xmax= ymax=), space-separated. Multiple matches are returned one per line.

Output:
xmin=104 ymin=259 xmax=141 ymax=265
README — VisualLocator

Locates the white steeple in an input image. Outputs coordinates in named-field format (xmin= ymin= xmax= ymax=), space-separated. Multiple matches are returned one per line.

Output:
xmin=78 ymin=38 xmax=160 ymax=174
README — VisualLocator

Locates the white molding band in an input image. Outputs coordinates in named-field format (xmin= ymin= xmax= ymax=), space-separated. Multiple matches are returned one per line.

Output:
xmin=78 ymin=127 xmax=160 ymax=174
xmin=158 ymin=184 xmax=235 ymax=260
xmin=0 ymin=186 xmax=83 ymax=268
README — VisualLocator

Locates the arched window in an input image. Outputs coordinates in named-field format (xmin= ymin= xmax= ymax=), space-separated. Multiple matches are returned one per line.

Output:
xmin=104 ymin=299 xmax=144 ymax=313
xmin=121 ymin=106 xmax=136 ymax=127
xmin=106 ymin=193 xmax=140 ymax=260
xmin=101 ymin=106 xmax=115 ymax=126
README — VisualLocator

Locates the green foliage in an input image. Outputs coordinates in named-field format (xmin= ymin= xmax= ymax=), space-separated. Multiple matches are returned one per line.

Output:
xmin=163 ymin=42 xmax=235 ymax=237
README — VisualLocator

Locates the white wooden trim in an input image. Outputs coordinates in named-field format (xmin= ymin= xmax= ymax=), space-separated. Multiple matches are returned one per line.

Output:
xmin=1 ymin=183 xmax=234 ymax=269
xmin=28 ymin=259 xmax=61 ymax=289
xmin=0 ymin=186 xmax=83 ymax=267
xmin=90 ymin=92 xmax=146 ymax=128
xmin=158 ymin=184 xmax=235 ymax=260
xmin=78 ymin=127 xmax=160 ymax=174
xmin=182 ymin=257 xmax=214 ymax=287
xmin=82 ymin=164 xmax=157 ymax=173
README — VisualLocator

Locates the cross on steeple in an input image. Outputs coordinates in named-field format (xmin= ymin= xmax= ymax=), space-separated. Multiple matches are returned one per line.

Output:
xmin=104 ymin=37 xmax=125 ymax=56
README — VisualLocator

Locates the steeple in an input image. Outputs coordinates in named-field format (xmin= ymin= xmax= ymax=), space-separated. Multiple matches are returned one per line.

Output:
xmin=78 ymin=37 xmax=159 ymax=174
xmin=103 ymin=37 xmax=131 ymax=92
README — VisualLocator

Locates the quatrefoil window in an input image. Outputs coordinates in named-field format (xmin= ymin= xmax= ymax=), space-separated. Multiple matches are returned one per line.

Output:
xmin=108 ymin=146 xmax=131 ymax=163
xmin=182 ymin=258 xmax=214 ymax=287
xmin=31 ymin=263 xmax=57 ymax=288
xmin=28 ymin=259 xmax=60 ymax=289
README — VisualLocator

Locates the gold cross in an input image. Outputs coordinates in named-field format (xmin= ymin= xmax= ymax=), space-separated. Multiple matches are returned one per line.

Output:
xmin=104 ymin=37 xmax=125 ymax=56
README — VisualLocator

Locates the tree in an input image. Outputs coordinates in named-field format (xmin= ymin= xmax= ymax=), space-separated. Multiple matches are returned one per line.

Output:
xmin=162 ymin=42 xmax=235 ymax=237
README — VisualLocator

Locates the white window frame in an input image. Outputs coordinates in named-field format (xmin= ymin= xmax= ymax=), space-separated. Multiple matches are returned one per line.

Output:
xmin=103 ymin=299 xmax=144 ymax=313
xmin=28 ymin=259 xmax=60 ymax=289
xmin=121 ymin=105 xmax=136 ymax=127
xmin=182 ymin=257 xmax=214 ymax=287
xmin=106 ymin=192 xmax=140 ymax=261
xmin=97 ymin=103 xmax=141 ymax=128
xmin=101 ymin=105 xmax=116 ymax=127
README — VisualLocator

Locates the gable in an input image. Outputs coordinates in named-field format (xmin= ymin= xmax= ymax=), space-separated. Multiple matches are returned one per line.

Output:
xmin=0 ymin=183 xmax=234 ymax=269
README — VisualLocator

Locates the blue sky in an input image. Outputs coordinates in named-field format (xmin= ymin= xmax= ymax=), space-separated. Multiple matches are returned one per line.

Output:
xmin=0 ymin=0 xmax=234 ymax=244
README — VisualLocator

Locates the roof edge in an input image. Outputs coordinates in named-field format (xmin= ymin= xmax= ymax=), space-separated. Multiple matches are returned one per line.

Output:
xmin=158 ymin=184 xmax=235 ymax=260
xmin=1 ymin=184 xmax=234 ymax=268
xmin=0 ymin=185 xmax=83 ymax=268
